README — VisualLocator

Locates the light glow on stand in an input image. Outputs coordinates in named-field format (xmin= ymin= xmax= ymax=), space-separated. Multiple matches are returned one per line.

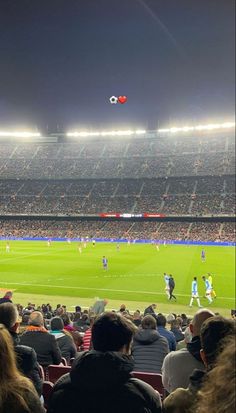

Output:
xmin=158 ymin=122 xmax=235 ymax=134
xmin=0 ymin=131 xmax=41 ymax=138
xmin=67 ymin=130 xmax=146 ymax=137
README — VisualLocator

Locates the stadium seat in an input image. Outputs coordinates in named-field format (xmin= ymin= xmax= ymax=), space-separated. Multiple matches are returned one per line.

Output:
xmin=132 ymin=371 xmax=164 ymax=398
xmin=43 ymin=381 xmax=54 ymax=409
xmin=38 ymin=364 xmax=45 ymax=381
xmin=61 ymin=357 xmax=68 ymax=366
xmin=70 ymin=357 xmax=75 ymax=365
xmin=48 ymin=365 xmax=71 ymax=383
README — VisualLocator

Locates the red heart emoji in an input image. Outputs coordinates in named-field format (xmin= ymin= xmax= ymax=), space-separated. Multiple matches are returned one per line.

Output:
xmin=118 ymin=96 xmax=127 ymax=104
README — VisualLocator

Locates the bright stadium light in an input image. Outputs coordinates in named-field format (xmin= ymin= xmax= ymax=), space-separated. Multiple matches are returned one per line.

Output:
xmin=0 ymin=131 xmax=41 ymax=138
xmin=158 ymin=121 xmax=235 ymax=134
xmin=67 ymin=129 xmax=146 ymax=137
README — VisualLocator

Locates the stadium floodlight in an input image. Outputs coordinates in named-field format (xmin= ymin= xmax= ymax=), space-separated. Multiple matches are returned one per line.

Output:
xmin=158 ymin=121 xmax=235 ymax=134
xmin=0 ymin=131 xmax=41 ymax=138
xmin=67 ymin=129 xmax=145 ymax=137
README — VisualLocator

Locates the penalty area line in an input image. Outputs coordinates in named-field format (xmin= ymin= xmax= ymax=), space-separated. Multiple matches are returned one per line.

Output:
xmin=0 ymin=281 xmax=234 ymax=300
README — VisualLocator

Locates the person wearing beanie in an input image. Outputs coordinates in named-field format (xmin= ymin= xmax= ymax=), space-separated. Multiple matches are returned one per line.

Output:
xmin=50 ymin=316 xmax=76 ymax=363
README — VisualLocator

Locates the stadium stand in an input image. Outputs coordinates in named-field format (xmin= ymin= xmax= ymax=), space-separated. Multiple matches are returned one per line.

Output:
xmin=0 ymin=130 xmax=234 ymax=241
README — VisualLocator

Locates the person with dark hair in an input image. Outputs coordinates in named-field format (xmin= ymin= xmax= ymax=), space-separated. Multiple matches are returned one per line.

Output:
xmin=144 ymin=303 xmax=157 ymax=319
xmin=162 ymin=308 xmax=214 ymax=393
xmin=163 ymin=316 xmax=236 ymax=413
xmin=168 ymin=275 xmax=176 ymax=300
xmin=50 ymin=316 xmax=76 ymax=363
xmin=73 ymin=313 xmax=90 ymax=332
xmin=195 ymin=338 xmax=235 ymax=413
xmin=0 ymin=290 xmax=13 ymax=304
xmin=19 ymin=311 xmax=62 ymax=367
xmin=0 ymin=324 xmax=44 ymax=413
xmin=132 ymin=315 xmax=169 ymax=374
xmin=156 ymin=314 xmax=176 ymax=351
xmin=47 ymin=312 xmax=162 ymax=413
xmin=60 ymin=313 xmax=75 ymax=332
xmin=189 ymin=277 xmax=202 ymax=307
xmin=0 ymin=303 xmax=42 ymax=395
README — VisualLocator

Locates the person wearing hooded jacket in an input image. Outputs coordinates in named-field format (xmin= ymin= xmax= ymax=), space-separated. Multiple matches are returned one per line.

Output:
xmin=47 ymin=312 xmax=162 ymax=413
xmin=132 ymin=315 xmax=169 ymax=374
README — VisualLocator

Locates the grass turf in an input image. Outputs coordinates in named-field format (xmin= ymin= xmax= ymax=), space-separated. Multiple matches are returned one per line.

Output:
xmin=0 ymin=240 xmax=235 ymax=315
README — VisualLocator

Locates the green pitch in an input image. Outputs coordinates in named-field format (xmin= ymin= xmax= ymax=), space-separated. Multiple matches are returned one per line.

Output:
xmin=0 ymin=241 xmax=235 ymax=312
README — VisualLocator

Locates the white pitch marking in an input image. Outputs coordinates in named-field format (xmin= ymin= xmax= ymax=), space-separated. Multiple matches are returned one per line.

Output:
xmin=0 ymin=281 xmax=234 ymax=300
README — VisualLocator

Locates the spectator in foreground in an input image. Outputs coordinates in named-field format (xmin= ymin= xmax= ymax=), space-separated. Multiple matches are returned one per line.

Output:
xmin=162 ymin=308 xmax=214 ymax=393
xmin=0 ymin=290 xmax=13 ymax=304
xmin=0 ymin=303 xmax=42 ymax=395
xmin=50 ymin=316 xmax=76 ymax=363
xmin=163 ymin=316 xmax=235 ymax=413
xmin=132 ymin=315 xmax=169 ymax=374
xmin=156 ymin=314 xmax=176 ymax=351
xmin=0 ymin=324 xmax=44 ymax=413
xmin=47 ymin=312 xmax=162 ymax=413
xmin=196 ymin=337 xmax=235 ymax=413
xmin=19 ymin=311 xmax=62 ymax=367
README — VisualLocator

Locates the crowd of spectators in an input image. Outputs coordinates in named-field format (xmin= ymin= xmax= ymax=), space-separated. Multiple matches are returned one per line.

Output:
xmin=0 ymin=219 xmax=234 ymax=242
xmin=0 ymin=295 xmax=235 ymax=412
xmin=1 ymin=153 xmax=234 ymax=179
xmin=188 ymin=223 xmax=222 ymax=242
xmin=0 ymin=176 xmax=234 ymax=216
xmin=0 ymin=132 xmax=234 ymax=179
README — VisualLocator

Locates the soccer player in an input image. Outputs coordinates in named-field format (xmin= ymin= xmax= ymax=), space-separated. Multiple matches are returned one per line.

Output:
xmin=102 ymin=256 xmax=108 ymax=270
xmin=6 ymin=242 xmax=10 ymax=253
xmin=92 ymin=239 xmax=96 ymax=247
xmin=47 ymin=239 xmax=51 ymax=247
xmin=164 ymin=273 xmax=170 ymax=299
xmin=156 ymin=244 xmax=160 ymax=252
xmin=202 ymin=276 xmax=213 ymax=304
xmin=201 ymin=248 xmax=206 ymax=262
xmin=116 ymin=243 xmax=120 ymax=252
xmin=207 ymin=273 xmax=216 ymax=298
xmin=189 ymin=277 xmax=202 ymax=307
xmin=78 ymin=243 xmax=82 ymax=254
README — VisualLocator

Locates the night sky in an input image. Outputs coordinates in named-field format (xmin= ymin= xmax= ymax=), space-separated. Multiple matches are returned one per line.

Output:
xmin=0 ymin=0 xmax=235 ymax=131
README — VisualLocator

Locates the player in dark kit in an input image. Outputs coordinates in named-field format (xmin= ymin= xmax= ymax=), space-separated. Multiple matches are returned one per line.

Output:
xmin=168 ymin=275 xmax=176 ymax=300
xmin=102 ymin=256 xmax=108 ymax=270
